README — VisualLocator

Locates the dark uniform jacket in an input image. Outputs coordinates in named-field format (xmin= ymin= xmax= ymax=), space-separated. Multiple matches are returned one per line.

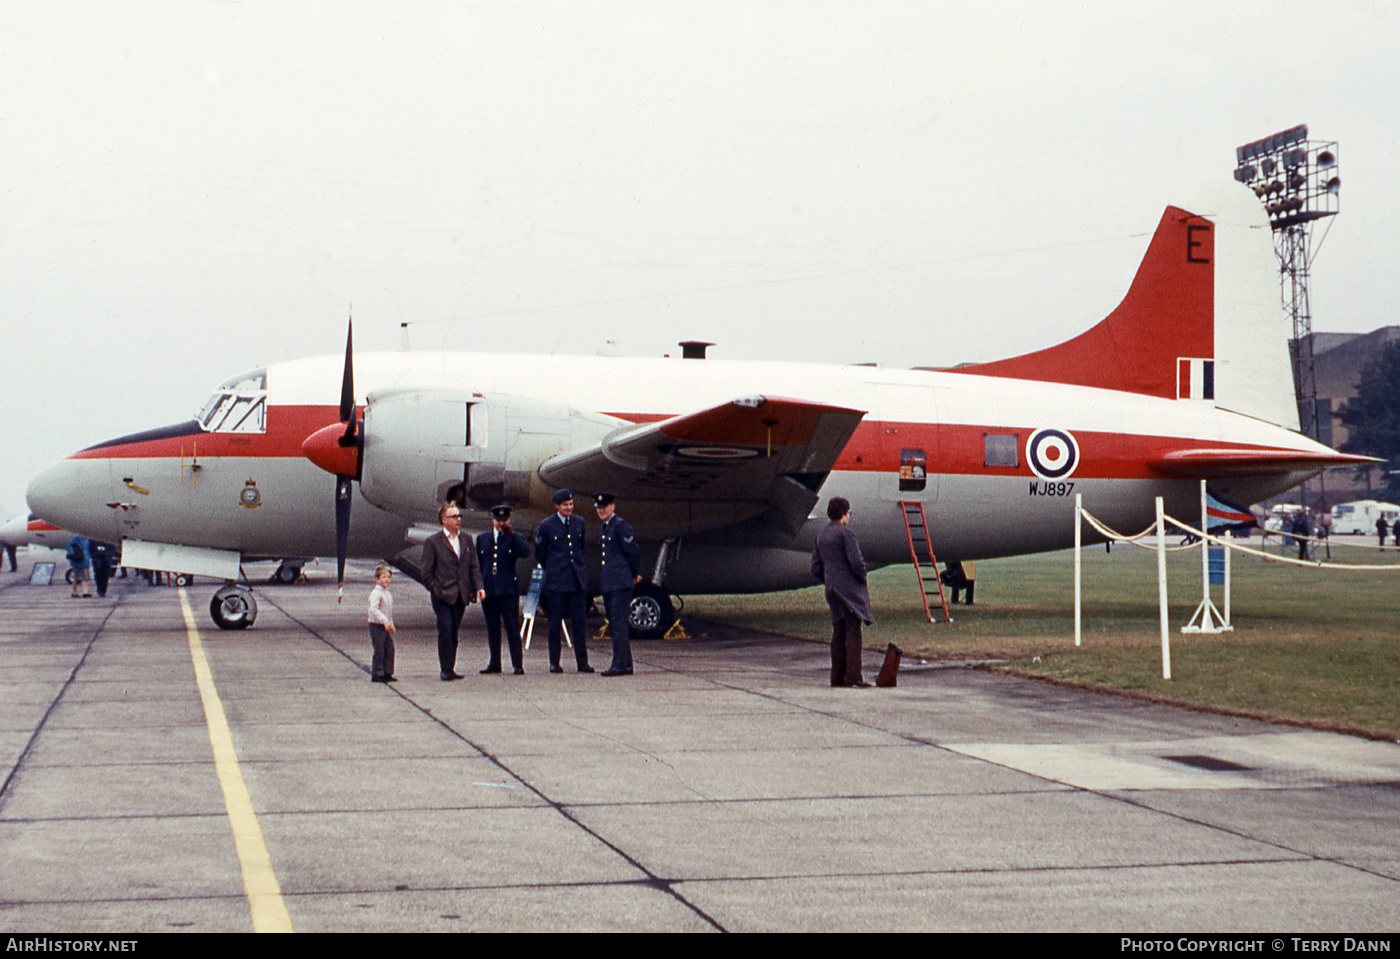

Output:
xmin=811 ymin=521 xmax=876 ymax=625
xmin=598 ymin=515 xmax=642 ymax=593
xmin=475 ymin=528 xmax=531 ymax=597
xmin=534 ymin=512 xmax=587 ymax=592
xmin=421 ymin=530 xmax=485 ymax=606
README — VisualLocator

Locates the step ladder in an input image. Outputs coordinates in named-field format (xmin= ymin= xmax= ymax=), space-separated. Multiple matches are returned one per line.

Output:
xmin=899 ymin=501 xmax=951 ymax=623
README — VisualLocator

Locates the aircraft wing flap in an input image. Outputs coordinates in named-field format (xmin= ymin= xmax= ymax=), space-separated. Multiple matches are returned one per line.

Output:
xmin=538 ymin=396 xmax=865 ymax=536
xmin=1149 ymin=447 xmax=1379 ymax=478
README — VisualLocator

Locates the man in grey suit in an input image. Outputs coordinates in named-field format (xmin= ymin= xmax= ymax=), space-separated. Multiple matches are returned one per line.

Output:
xmin=421 ymin=502 xmax=486 ymax=680
xmin=811 ymin=496 xmax=875 ymax=688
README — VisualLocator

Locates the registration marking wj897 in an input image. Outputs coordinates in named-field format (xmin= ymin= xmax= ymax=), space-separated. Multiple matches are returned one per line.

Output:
xmin=1029 ymin=480 xmax=1075 ymax=497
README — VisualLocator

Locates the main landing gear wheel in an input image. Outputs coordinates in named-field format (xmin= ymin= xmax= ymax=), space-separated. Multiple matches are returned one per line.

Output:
xmin=628 ymin=583 xmax=676 ymax=640
xmin=210 ymin=585 xmax=258 ymax=630
xmin=273 ymin=563 xmax=301 ymax=584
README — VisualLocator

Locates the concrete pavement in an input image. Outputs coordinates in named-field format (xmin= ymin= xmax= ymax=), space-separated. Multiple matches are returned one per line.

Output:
xmin=1 ymin=554 xmax=1396 ymax=932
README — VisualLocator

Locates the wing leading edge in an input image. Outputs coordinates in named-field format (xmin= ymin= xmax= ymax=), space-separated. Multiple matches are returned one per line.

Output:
xmin=538 ymin=396 xmax=865 ymax=538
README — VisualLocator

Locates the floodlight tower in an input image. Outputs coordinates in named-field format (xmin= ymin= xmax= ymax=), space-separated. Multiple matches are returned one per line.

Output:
xmin=1232 ymin=125 xmax=1340 ymax=443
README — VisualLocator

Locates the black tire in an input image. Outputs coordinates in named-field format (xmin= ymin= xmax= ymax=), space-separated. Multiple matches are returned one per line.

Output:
xmin=273 ymin=564 xmax=300 ymax=584
xmin=175 ymin=573 xmax=194 ymax=587
xmin=210 ymin=586 xmax=257 ymax=630
xmin=628 ymin=583 xmax=676 ymax=640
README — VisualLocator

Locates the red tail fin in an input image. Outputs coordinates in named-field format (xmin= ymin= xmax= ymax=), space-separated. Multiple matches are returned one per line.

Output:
xmin=957 ymin=206 xmax=1214 ymax=400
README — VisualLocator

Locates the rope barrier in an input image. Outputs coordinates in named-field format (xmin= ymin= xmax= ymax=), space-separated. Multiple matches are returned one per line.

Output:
xmin=1078 ymin=505 xmax=1400 ymax=570
xmin=1158 ymin=514 xmax=1400 ymax=571
xmin=1078 ymin=510 xmax=1196 ymax=551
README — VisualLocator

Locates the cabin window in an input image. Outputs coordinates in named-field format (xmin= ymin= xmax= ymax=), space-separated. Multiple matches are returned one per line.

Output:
xmin=899 ymin=448 xmax=927 ymax=492
xmin=984 ymin=433 xmax=1019 ymax=468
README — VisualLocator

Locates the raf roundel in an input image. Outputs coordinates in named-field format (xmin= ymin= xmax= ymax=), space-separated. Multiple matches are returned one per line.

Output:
xmin=1026 ymin=428 xmax=1079 ymax=480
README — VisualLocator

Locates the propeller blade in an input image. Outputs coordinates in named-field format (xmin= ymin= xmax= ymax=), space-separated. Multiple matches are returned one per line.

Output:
xmin=336 ymin=474 xmax=352 ymax=603
xmin=338 ymin=317 xmax=355 ymax=429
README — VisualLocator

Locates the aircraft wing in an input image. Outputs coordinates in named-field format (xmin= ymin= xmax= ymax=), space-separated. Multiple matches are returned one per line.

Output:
xmin=1148 ymin=447 xmax=1379 ymax=478
xmin=537 ymin=396 xmax=866 ymax=537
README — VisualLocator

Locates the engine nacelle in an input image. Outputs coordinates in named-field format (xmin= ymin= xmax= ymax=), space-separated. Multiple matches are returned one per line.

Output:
xmin=358 ymin=388 xmax=626 ymax=524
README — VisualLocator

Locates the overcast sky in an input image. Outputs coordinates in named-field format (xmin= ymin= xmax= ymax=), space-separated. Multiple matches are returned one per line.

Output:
xmin=2 ymin=1 xmax=1396 ymax=516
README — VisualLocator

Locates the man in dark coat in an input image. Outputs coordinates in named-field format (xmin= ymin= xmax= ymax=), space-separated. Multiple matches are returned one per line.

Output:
xmin=811 ymin=497 xmax=875 ymax=687
xmin=595 ymin=493 xmax=643 ymax=676
xmin=534 ymin=489 xmax=592 ymax=673
xmin=90 ymin=540 xmax=115 ymax=597
xmin=421 ymin=502 xmax=485 ymax=680
xmin=475 ymin=505 xmax=531 ymax=675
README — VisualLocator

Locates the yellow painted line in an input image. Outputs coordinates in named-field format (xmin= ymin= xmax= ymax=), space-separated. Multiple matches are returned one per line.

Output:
xmin=180 ymin=590 xmax=294 ymax=933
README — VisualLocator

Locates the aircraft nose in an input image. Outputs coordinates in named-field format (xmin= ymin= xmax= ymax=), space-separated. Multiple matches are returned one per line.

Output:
xmin=26 ymin=457 xmax=117 ymax=542
xmin=0 ymin=515 xmax=25 ymax=549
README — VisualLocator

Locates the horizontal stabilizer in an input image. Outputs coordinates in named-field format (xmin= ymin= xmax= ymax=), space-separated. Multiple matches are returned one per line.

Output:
xmin=1149 ymin=447 xmax=1378 ymax=478
xmin=538 ymin=396 xmax=865 ymax=537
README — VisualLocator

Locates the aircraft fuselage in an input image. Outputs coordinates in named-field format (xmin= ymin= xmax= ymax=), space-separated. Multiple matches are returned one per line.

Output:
xmin=28 ymin=351 xmax=1327 ymax=593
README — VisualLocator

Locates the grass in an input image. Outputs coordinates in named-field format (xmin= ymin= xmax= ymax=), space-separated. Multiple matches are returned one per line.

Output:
xmin=686 ymin=534 xmax=1400 ymax=741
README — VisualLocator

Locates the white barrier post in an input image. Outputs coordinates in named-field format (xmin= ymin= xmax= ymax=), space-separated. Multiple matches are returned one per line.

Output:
xmin=1199 ymin=481 xmax=1211 ymax=627
xmin=1224 ymin=534 xmax=1232 ymax=626
xmin=1156 ymin=496 xmax=1171 ymax=680
xmin=1074 ymin=493 xmax=1082 ymax=647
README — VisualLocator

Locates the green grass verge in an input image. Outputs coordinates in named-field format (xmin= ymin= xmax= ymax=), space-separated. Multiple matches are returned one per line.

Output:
xmin=686 ymin=537 xmax=1400 ymax=741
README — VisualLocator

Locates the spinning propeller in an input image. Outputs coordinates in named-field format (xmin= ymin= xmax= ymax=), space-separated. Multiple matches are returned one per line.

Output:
xmin=301 ymin=319 xmax=364 ymax=602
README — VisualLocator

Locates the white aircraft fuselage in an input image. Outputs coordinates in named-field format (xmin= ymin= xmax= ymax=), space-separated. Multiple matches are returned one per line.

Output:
xmin=25 ymin=181 xmax=1365 ymax=602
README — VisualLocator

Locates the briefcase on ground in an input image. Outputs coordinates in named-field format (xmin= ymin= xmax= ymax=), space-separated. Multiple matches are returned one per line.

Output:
xmin=876 ymin=643 xmax=902 ymax=687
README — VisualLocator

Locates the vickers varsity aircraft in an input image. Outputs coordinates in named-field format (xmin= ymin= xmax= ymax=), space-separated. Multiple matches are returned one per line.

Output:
xmin=26 ymin=181 xmax=1367 ymax=631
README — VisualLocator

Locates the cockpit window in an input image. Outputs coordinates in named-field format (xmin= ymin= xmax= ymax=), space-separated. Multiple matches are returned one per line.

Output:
xmin=197 ymin=368 xmax=268 ymax=434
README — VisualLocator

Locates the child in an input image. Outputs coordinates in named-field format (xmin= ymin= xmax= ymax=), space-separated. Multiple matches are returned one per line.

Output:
xmin=368 ymin=564 xmax=397 ymax=682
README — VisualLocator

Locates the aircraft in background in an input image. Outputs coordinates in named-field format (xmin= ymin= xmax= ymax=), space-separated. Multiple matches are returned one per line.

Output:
xmin=26 ymin=181 xmax=1368 ymax=631
xmin=0 ymin=513 xmax=73 ymax=554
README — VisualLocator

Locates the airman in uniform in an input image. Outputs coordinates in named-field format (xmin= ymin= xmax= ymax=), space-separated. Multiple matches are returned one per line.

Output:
xmin=595 ymin=492 xmax=643 ymax=676
xmin=475 ymin=505 xmax=531 ymax=674
xmin=534 ymin=489 xmax=591 ymax=673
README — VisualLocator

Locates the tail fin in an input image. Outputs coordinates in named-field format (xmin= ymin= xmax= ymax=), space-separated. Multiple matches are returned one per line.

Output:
xmin=957 ymin=181 xmax=1298 ymax=430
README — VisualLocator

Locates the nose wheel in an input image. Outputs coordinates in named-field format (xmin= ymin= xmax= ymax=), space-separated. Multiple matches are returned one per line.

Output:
xmin=210 ymin=584 xmax=258 ymax=630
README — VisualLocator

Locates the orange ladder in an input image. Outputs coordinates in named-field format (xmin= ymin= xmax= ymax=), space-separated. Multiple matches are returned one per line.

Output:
xmin=899 ymin=501 xmax=951 ymax=623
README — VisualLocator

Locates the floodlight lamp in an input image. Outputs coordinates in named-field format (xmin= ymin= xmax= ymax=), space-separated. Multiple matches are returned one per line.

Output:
xmin=1325 ymin=177 xmax=1340 ymax=195
xmin=1317 ymin=150 xmax=1336 ymax=168
xmin=1261 ymin=158 xmax=1276 ymax=176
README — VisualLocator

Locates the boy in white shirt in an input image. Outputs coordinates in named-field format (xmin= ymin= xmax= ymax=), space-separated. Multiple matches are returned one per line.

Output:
xmin=368 ymin=564 xmax=397 ymax=682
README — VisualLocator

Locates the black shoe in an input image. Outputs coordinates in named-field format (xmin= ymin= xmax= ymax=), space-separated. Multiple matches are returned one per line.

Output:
xmin=441 ymin=671 xmax=463 ymax=681
xmin=480 ymin=666 xmax=501 ymax=674
xmin=851 ymin=681 xmax=872 ymax=688
xmin=578 ymin=665 xmax=595 ymax=673
xmin=513 ymin=667 xmax=524 ymax=675
xmin=601 ymin=667 xmax=632 ymax=676
xmin=550 ymin=664 xmax=563 ymax=673
xmin=385 ymin=676 xmax=398 ymax=682
xmin=372 ymin=676 xmax=389 ymax=683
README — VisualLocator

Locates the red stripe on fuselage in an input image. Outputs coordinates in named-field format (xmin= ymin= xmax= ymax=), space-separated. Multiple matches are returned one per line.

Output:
xmin=70 ymin=406 xmax=355 ymax=460
xmin=73 ymin=404 xmax=1310 ymax=482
